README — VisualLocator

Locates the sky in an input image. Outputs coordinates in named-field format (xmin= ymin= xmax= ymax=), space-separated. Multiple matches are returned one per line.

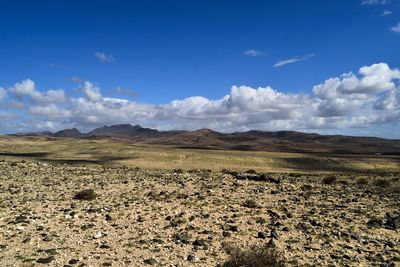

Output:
xmin=0 ymin=0 xmax=399 ymax=138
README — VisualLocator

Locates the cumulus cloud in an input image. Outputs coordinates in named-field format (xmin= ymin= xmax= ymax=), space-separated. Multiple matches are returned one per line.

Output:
xmin=0 ymin=62 xmax=399 ymax=136
xmin=242 ymin=49 xmax=267 ymax=57
xmin=9 ymin=79 xmax=66 ymax=104
xmin=80 ymin=81 xmax=102 ymax=102
xmin=313 ymin=63 xmax=400 ymax=99
xmin=274 ymin=54 xmax=315 ymax=68
xmin=94 ymin=51 xmax=114 ymax=62
xmin=391 ymin=22 xmax=400 ymax=33
xmin=29 ymin=104 xmax=72 ymax=119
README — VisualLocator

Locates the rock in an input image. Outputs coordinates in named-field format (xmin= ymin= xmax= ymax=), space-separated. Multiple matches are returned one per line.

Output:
xmin=143 ymin=258 xmax=157 ymax=265
xmin=257 ymin=231 xmax=266 ymax=239
xmin=105 ymin=214 xmax=112 ymax=221
xmin=93 ymin=232 xmax=102 ymax=239
xmin=174 ymin=232 xmax=190 ymax=244
xmin=43 ymin=235 xmax=53 ymax=242
xmin=222 ymin=224 xmax=238 ymax=232
xmin=193 ymin=239 xmax=206 ymax=246
xmin=222 ymin=231 xmax=231 ymax=237
xmin=68 ymin=259 xmax=79 ymax=265
xmin=271 ymin=230 xmax=279 ymax=239
xmin=99 ymin=244 xmax=111 ymax=249
xmin=268 ymin=176 xmax=281 ymax=184
xmin=266 ymin=238 xmax=276 ymax=247
xmin=36 ymin=256 xmax=55 ymax=264
xmin=187 ymin=255 xmax=195 ymax=262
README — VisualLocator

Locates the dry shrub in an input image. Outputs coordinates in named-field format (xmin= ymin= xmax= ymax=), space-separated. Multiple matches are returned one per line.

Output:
xmin=73 ymin=189 xmax=96 ymax=200
xmin=222 ymin=243 xmax=286 ymax=267
xmin=373 ymin=179 xmax=391 ymax=187
xmin=322 ymin=176 xmax=337 ymax=185
xmin=243 ymin=199 xmax=258 ymax=208
xmin=356 ymin=178 xmax=368 ymax=185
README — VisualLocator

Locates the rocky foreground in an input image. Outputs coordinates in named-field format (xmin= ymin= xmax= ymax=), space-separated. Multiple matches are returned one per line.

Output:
xmin=0 ymin=160 xmax=399 ymax=266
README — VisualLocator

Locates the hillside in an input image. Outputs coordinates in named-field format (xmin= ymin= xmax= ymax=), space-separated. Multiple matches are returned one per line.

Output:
xmin=8 ymin=124 xmax=400 ymax=155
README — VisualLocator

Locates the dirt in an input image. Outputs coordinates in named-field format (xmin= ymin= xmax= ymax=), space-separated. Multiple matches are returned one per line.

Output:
xmin=0 ymin=161 xmax=399 ymax=266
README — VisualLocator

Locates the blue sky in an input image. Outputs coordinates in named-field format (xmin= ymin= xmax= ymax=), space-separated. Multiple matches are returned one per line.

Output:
xmin=0 ymin=0 xmax=399 ymax=137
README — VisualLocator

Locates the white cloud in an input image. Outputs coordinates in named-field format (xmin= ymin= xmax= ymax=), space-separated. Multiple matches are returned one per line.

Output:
xmin=0 ymin=87 xmax=7 ymax=100
xmin=313 ymin=63 xmax=400 ymax=99
xmin=9 ymin=79 xmax=66 ymax=104
xmin=361 ymin=0 xmax=387 ymax=5
xmin=243 ymin=49 xmax=267 ymax=57
xmin=274 ymin=54 xmax=315 ymax=68
xmin=80 ymin=81 xmax=102 ymax=102
xmin=1 ymin=62 xmax=399 ymax=136
xmin=29 ymin=104 xmax=72 ymax=119
xmin=390 ymin=22 xmax=400 ymax=33
xmin=380 ymin=10 xmax=392 ymax=16
xmin=94 ymin=51 xmax=114 ymax=62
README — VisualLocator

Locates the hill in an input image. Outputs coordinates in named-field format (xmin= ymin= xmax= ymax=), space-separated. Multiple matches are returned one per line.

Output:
xmin=8 ymin=124 xmax=400 ymax=155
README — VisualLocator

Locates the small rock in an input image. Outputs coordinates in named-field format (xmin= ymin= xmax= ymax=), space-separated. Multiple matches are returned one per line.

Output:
xmin=143 ymin=258 xmax=157 ymax=265
xmin=99 ymin=244 xmax=111 ymax=249
xmin=36 ymin=256 xmax=55 ymax=264
xmin=271 ymin=230 xmax=279 ymax=239
xmin=257 ymin=232 xmax=266 ymax=239
xmin=93 ymin=232 xmax=102 ymax=239
xmin=187 ymin=255 xmax=195 ymax=262
xmin=68 ymin=259 xmax=79 ymax=265
xmin=43 ymin=235 xmax=53 ymax=242
xmin=193 ymin=239 xmax=206 ymax=246
xmin=222 ymin=231 xmax=231 ymax=237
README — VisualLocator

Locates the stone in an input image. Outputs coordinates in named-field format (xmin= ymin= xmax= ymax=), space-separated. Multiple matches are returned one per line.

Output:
xmin=36 ymin=256 xmax=55 ymax=264
xmin=143 ymin=258 xmax=157 ymax=265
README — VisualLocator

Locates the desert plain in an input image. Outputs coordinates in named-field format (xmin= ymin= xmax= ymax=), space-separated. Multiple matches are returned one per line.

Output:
xmin=0 ymin=135 xmax=399 ymax=266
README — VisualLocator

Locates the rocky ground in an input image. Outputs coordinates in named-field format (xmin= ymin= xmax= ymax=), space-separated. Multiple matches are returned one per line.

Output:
xmin=0 ymin=160 xmax=399 ymax=266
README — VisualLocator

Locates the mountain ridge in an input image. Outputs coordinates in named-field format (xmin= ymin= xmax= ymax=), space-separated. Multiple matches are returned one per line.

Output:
xmin=8 ymin=124 xmax=400 ymax=155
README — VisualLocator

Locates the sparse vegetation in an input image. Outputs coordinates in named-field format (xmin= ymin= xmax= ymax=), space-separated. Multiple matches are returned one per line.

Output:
xmin=222 ymin=243 xmax=286 ymax=267
xmin=322 ymin=175 xmax=337 ymax=185
xmin=356 ymin=178 xmax=369 ymax=185
xmin=242 ymin=199 xmax=258 ymax=208
xmin=0 ymin=136 xmax=399 ymax=266
xmin=73 ymin=189 xmax=96 ymax=200
xmin=373 ymin=179 xmax=391 ymax=187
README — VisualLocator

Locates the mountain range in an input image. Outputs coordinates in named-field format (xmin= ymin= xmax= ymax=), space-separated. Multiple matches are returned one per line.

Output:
xmin=10 ymin=124 xmax=400 ymax=155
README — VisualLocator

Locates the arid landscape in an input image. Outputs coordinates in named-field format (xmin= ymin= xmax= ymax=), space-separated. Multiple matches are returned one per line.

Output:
xmin=1 ymin=1 xmax=400 ymax=266
xmin=0 ymin=130 xmax=399 ymax=266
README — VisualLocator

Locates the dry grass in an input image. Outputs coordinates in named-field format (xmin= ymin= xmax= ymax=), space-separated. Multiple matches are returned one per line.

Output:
xmin=0 ymin=135 xmax=399 ymax=173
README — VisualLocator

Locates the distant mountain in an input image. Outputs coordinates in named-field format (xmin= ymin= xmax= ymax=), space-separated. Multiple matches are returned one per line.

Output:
xmin=53 ymin=128 xmax=83 ymax=138
xmin=10 ymin=130 xmax=53 ymax=137
xmin=8 ymin=124 xmax=400 ymax=155
xmin=87 ymin=124 xmax=159 ymax=138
